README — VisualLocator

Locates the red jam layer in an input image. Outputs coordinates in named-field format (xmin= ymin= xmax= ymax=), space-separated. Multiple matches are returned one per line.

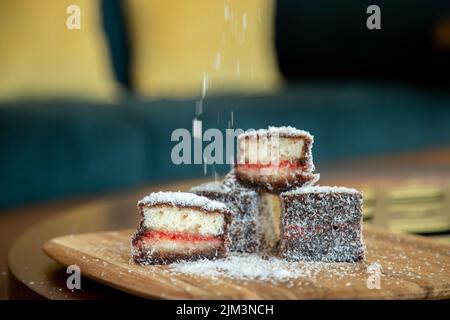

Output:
xmin=236 ymin=160 xmax=306 ymax=171
xmin=143 ymin=230 xmax=219 ymax=242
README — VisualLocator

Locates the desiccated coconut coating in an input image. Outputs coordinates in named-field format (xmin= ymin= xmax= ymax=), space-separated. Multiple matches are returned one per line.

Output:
xmin=190 ymin=175 xmax=262 ymax=253
xmin=280 ymin=186 xmax=365 ymax=262
xmin=138 ymin=191 xmax=228 ymax=212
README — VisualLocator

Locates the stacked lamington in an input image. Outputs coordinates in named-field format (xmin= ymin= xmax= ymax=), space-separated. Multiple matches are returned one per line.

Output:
xmin=132 ymin=126 xmax=365 ymax=265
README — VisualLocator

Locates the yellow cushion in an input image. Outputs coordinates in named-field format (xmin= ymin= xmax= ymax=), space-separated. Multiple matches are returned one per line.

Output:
xmin=0 ymin=0 xmax=118 ymax=101
xmin=126 ymin=0 xmax=282 ymax=98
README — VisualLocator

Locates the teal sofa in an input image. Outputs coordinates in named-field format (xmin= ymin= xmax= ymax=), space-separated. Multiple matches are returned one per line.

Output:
xmin=1 ymin=0 xmax=449 ymax=208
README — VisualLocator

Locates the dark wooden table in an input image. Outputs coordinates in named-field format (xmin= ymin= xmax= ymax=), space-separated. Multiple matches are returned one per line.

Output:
xmin=2 ymin=147 xmax=450 ymax=299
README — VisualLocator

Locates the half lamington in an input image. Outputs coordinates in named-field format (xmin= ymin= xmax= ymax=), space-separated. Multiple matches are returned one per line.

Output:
xmin=131 ymin=192 xmax=231 ymax=265
xmin=235 ymin=126 xmax=319 ymax=192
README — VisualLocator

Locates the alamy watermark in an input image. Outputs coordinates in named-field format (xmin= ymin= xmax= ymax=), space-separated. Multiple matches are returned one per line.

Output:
xmin=66 ymin=5 xmax=81 ymax=30
xmin=66 ymin=264 xmax=81 ymax=290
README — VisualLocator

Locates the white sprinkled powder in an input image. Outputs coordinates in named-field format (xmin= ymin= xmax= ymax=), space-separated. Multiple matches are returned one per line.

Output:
xmin=224 ymin=5 xmax=230 ymax=21
xmin=192 ymin=118 xmax=202 ymax=139
xmin=138 ymin=191 xmax=228 ymax=212
xmin=77 ymin=227 xmax=448 ymax=292
xmin=189 ymin=176 xmax=262 ymax=253
xmin=213 ymin=53 xmax=221 ymax=70
xmin=367 ymin=262 xmax=382 ymax=273
xmin=281 ymin=185 xmax=360 ymax=197
xmin=236 ymin=126 xmax=316 ymax=178
xmin=189 ymin=182 xmax=232 ymax=194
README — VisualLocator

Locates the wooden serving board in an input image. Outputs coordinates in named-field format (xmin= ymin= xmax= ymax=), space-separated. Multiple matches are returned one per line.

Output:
xmin=43 ymin=225 xmax=450 ymax=299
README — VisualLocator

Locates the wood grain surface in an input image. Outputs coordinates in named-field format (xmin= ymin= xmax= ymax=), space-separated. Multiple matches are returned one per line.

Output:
xmin=43 ymin=225 xmax=450 ymax=300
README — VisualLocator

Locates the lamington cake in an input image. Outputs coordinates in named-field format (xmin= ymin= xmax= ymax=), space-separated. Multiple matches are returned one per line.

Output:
xmin=132 ymin=192 xmax=231 ymax=265
xmin=235 ymin=126 xmax=319 ymax=192
xmin=258 ymin=192 xmax=283 ymax=252
xmin=189 ymin=171 xmax=261 ymax=253
xmin=279 ymin=186 xmax=365 ymax=262
xmin=131 ymin=124 xmax=365 ymax=266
